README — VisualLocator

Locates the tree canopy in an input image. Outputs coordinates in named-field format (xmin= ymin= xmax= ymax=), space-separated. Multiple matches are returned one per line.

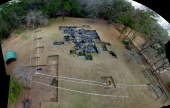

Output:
xmin=0 ymin=0 xmax=169 ymax=43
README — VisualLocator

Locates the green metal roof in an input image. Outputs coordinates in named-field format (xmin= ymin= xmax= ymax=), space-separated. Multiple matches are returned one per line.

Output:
xmin=5 ymin=50 xmax=17 ymax=63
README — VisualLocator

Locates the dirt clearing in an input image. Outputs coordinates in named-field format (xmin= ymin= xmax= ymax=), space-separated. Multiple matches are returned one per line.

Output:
xmin=3 ymin=17 xmax=166 ymax=108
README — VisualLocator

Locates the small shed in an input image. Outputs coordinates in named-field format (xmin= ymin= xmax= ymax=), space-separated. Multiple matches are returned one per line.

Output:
xmin=5 ymin=49 xmax=17 ymax=65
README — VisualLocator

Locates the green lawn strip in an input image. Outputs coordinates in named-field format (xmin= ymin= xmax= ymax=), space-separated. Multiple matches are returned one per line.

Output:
xmin=85 ymin=52 xmax=93 ymax=60
xmin=21 ymin=35 xmax=30 ymax=40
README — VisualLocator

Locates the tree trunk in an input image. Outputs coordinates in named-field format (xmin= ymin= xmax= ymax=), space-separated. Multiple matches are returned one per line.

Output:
xmin=72 ymin=10 xmax=75 ymax=17
xmin=118 ymin=34 xmax=122 ymax=39
xmin=130 ymin=26 xmax=142 ymax=41
xmin=63 ymin=12 xmax=65 ymax=20
xmin=148 ymin=52 xmax=159 ymax=60
xmin=155 ymin=52 xmax=162 ymax=58
xmin=53 ymin=11 xmax=57 ymax=19
xmin=139 ymin=50 xmax=147 ymax=55
xmin=131 ymin=34 xmax=137 ymax=41
xmin=139 ymin=40 xmax=162 ymax=54
xmin=118 ymin=27 xmax=126 ymax=39
xmin=123 ymin=29 xmax=133 ymax=40
xmin=61 ymin=0 xmax=64 ymax=21
xmin=138 ymin=45 xmax=150 ymax=55
xmin=141 ymin=35 xmax=154 ymax=49
xmin=151 ymin=60 xmax=169 ymax=74
xmin=153 ymin=57 xmax=166 ymax=65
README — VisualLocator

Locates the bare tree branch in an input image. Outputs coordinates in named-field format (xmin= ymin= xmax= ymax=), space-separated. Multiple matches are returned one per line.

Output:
xmin=13 ymin=61 xmax=35 ymax=87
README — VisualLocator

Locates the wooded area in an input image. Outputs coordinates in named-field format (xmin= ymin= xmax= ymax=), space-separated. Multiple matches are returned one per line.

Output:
xmin=0 ymin=0 xmax=169 ymax=40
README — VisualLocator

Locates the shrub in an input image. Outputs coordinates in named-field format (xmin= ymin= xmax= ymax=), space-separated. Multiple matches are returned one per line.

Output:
xmin=17 ymin=31 xmax=22 ymax=34
xmin=85 ymin=53 xmax=93 ymax=60
xmin=166 ymin=81 xmax=170 ymax=88
xmin=8 ymin=76 xmax=22 ymax=105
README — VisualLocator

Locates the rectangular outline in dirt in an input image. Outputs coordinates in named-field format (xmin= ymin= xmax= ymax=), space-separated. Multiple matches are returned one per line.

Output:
xmin=101 ymin=76 xmax=116 ymax=89
xmin=34 ymin=46 xmax=44 ymax=54
xmin=47 ymin=55 xmax=59 ymax=102
xmin=34 ymin=37 xmax=42 ymax=41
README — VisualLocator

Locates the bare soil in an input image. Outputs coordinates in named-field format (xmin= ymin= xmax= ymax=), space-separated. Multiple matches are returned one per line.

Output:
xmin=3 ymin=17 xmax=168 ymax=108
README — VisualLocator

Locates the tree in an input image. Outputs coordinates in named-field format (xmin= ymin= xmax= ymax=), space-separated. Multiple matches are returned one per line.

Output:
xmin=122 ymin=29 xmax=133 ymax=40
xmin=162 ymin=23 xmax=170 ymax=35
xmin=129 ymin=27 xmax=140 ymax=41
xmin=0 ymin=0 xmax=27 ymax=38
xmin=0 ymin=15 xmax=11 ymax=38
xmin=84 ymin=0 xmax=135 ymax=24
xmin=145 ymin=43 xmax=166 ymax=62
xmin=102 ymin=0 xmax=134 ymax=25
xmin=166 ymin=81 xmax=170 ymax=88
xmin=127 ymin=50 xmax=142 ymax=64
xmin=25 ymin=10 xmax=49 ymax=29
xmin=77 ymin=0 xmax=88 ymax=8
xmin=38 ymin=0 xmax=60 ymax=18
xmin=118 ymin=26 xmax=127 ymax=39
xmin=138 ymin=39 xmax=164 ymax=55
xmin=151 ymin=58 xmax=169 ymax=74
xmin=61 ymin=0 xmax=64 ymax=20
xmin=8 ymin=76 xmax=22 ymax=105
xmin=0 ymin=4 xmax=16 ymax=38
xmin=117 ymin=14 xmax=136 ymax=39
xmin=68 ymin=0 xmax=84 ymax=17
xmin=1 ymin=1 xmax=27 ymax=27
xmin=141 ymin=21 xmax=169 ymax=50
xmin=128 ymin=8 xmax=158 ymax=41
xmin=85 ymin=0 xmax=103 ymax=22
xmin=13 ymin=61 xmax=34 ymax=88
